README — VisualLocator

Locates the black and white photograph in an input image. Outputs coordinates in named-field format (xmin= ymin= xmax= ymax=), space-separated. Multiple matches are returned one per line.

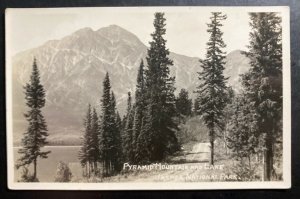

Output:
xmin=5 ymin=6 xmax=291 ymax=190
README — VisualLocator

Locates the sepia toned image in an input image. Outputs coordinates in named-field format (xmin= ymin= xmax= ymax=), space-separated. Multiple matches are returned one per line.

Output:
xmin=5 ymin=6 xmax=291 ymax=190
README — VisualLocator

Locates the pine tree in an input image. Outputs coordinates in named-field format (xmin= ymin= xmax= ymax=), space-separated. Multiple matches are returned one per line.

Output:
xmin=133 ymin=60 xmax=146 ymax=163
xmin=78 ymin=104 xmax=92 ymax=177
xmin=175 ymin=89 xmax=192 ymax=117
xmin=242 ymin=13 xmax=282 ymax=181
xmin=193 ymin=98 xmax=200 ymax=116
xmin=222 ymin=87 xmax=235 ymax=154
xmin=90 ymin=108 xmax=100 ymax=172
xmin=195 ymin=12 xmax=228 ymax=165
xmin=16 ymin=58 xmax=50 ymax=181
xmin=116 ymin=112 xmax=123 ymax=136
xmin=110 ymin=92 xmax=122 ymax=172
xmin=114 ymin=111 xmax=123 ymax=170
xmin=99 ymin=72 xmax=114 ymax=176
xmin=123 ymin=92 xmax=134 ymax=162
xmin=140 ymin=12 xmax=179 ymax=162
xmin=98 ymin=73 xmax=122 ymax=176
xmin=227 ymin=94 xmax=259 ymax=166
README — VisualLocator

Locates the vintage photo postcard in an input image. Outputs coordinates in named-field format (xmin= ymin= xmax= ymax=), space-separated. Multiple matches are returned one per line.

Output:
xmin=5 ymin=6 xmax=291 ymax=190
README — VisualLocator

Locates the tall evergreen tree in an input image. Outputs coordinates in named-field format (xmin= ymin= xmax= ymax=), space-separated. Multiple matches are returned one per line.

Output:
xmin=195 ymin=12 xmax=228 ymax=165
xmin=222 ymin=87 xmax=235 ymax=154
xmin=78 ymin=104 xmax=92 ymax=176
xmin=227 ymin=94 xmax=259 ymax=167
xmin=242 ymin=13 xmax=282 ymax=181
xmin=123 ymin=92 xmax=134 ymax=162
xmin=99 ymin=72 xmax=114 ymax=176
xmin=133 ymin=60 xmax=146 ymax=163
xmin=110 ymin=92 xmax=122 ymax=172
xmin=98 ymin=73 xmax=122 ymax=176
xmin=90 ymin=108 xmax=100 ymax=172
xmin=115 ymin=112 xmax=123 ymax=136
xmin=140 ymin=12 xmax=179 ymax=162
xmin=175 ymin=89 xmax=192 ymax=117
xmin=16 ymin=58 xmax=51 ymax=181
xmin=193 ymin=98 xmax=200 ymax=116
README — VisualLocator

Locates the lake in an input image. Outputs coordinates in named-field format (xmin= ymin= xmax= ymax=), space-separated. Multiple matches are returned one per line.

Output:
xmin=13 ymin=146 xmax=82 ymax=182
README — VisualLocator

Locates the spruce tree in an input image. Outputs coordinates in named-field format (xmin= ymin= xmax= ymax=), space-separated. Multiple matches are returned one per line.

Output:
xmin=193 ymin=98 xmax=200 ymax=116
xmin=17 ymin=58 xmax=50 ymax=181
xmin=140 ymin=12 xmax=178 ymax=162
xmin=115 ymin=112 xmax=123 ymax=136
xmin=195 ymin=12 xmax=228 ymax=165
xmin=98 ymin=73 xmax=122 ymax=176
xmin=110 ymin=92 xmax=122 ymax=172
xmin=90 ymin=108 xmax=100 ymax=172
xmin=227 ymin=94 xmax=259 ymax=166
xmin=99 ymin=72 xmax=114 ymax=176
xmin=222 ymin=86 xmax=235 ymax=154
xmin=115 ymin=111 xmax=123 ymax=170
xmin=133 ymin=60 xmax=146 ymax=163
xmin=175 ymin=89 xmax=192 ymax=117
xmin=123 ymin=92 xmax=134 ymax=162
xmin=78 ymin=104 xmax=92 ymax=176
xmin=243 ymin=13 xmax=282 ymax=181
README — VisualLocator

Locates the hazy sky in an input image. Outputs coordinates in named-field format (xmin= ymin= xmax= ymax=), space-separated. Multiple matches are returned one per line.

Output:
xmin=6 ymin=7 xmax=253 ymax=58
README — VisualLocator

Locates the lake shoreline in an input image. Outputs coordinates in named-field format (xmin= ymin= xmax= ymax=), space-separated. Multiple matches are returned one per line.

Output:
xmin=13 ymin=145 xmax=81 ymax=149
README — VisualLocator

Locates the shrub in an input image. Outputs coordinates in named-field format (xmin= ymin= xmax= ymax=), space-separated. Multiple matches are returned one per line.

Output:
xmin=18 ymin=167 xmax=39 ymax=182
xmin=231 ymin=160 xmax=260 ymax=181
xmin=54 ymin=161 xmax=72 ymax=182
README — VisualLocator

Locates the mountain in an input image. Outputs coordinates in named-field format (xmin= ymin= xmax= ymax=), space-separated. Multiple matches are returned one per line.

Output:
xmin=11 ymin=25 xmax=249 ymax=145
xmin=224 ymin=50 xmax=251 ymax=90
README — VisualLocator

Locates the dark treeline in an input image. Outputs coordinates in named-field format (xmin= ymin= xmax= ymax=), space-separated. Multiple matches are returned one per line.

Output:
xmin=79 ymin=73 xmax=122 ymax=177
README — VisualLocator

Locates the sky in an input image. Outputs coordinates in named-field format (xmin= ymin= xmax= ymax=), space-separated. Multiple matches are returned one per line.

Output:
xmin=6 ymin=7 xmax=253 ymax=58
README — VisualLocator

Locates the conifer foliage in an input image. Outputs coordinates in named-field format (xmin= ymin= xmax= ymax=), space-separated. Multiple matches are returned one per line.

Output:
xmin=90 ymin=108 xmax=100 ymax=171
xmin=132 ymin=60 xmax=146 ymax=162
xmin=109 ymin=91 xmax=123 ymax=172
xmin=78 ymin=104 xmax=100 ymax=176
xmin=78 ymin=104 xmax=92 ymax=176
xmin=79 ymin=73 xmax=122 ymax=177
xmin=242 ymin=13 xmax=282 ymax=181
xmin=122 ymin=92 xmax=135 ymax=163
xmin=195 ymin=12 xmax=228 ymax=165
xmin=227 ymin=94 xmax=259 ymax=166
xmin=138 ymin=12 xmax=179 ymax=162
xmin=17 ymin=58 xmax=51 ymax=181
xmin=175 ymin=89 xmax=193 ymax=117
xmin=98 ymin=73 xmax=122 ymax=176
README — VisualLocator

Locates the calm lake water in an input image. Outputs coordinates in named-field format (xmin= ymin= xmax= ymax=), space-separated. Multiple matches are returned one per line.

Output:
xmin=13 ymin=146 xmax=81 ymax=182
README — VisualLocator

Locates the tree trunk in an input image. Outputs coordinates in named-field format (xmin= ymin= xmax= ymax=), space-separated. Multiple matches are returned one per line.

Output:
xmin=224 ymin=127 xmax=228 ymax=155
xmin=248 ymin=156 xmax=251 ymax=170
xmin=33 ymin=158 xmax=37 ymax=180
xmin=263 ymin=133 xmax=273 ymax=181
xmin=224 ymin=134 xmax=228 ymax=155
xmin=209 ymin=127 xmax=215 ymax=165
xmin=210 ymin=139 xmax=214 ymax=165
xmin=94 ymin=161 xmax=97 ymax=175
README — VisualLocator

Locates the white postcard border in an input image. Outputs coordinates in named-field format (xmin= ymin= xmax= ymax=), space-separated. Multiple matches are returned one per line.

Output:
xmin=5 ymin=6 xmax=291 ymax=190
